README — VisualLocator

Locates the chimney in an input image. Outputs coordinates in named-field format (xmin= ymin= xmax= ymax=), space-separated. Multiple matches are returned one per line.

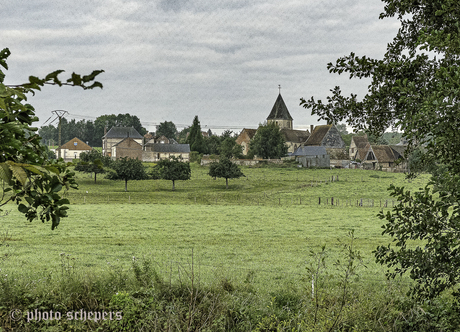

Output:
xmin=310 ymin=125 xmax=314 ymax=133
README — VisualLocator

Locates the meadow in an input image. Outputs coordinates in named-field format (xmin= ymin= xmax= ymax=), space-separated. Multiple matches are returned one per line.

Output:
xmin=3 ymin=163 xmax=453 ymax=331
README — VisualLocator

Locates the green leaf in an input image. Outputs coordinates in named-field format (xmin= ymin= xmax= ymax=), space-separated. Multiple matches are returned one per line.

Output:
xmin=57 ymin=198 xmax=70 ymax=205
xmin=8 ymin=163 xmax=28 ymax=185
xmin=18 ymin=204 xmax=28 ymax=213
xmin=51 ymin=184 xmax=62 ymax=193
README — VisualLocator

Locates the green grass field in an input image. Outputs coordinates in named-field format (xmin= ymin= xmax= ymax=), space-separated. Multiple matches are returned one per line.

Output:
xmin=6 ymin=164 xmax=454 ymax=331
xmin=1 ymin=164 xmax=429 ymax=292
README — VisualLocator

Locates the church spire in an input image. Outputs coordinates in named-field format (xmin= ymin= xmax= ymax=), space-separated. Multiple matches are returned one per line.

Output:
xmin=266 ymin=87 xmax=293 ymax=129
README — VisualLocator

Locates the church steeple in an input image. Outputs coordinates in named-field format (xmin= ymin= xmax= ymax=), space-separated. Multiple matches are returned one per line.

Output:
xmin=266 ymin=87 xmax=293 ymax=129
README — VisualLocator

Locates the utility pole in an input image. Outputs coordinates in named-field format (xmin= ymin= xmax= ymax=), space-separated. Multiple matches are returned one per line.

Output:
xmin=52 ymin=110 xmax=68 ymax=159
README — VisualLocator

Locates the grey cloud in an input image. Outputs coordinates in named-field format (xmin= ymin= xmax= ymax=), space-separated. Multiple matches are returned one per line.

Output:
xmin=158 ymin=0 xmax=189 ymax=12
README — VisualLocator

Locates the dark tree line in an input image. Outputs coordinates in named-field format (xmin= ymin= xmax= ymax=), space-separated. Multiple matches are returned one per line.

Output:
xmin=39 ymin=113 xmax=147 ymax=147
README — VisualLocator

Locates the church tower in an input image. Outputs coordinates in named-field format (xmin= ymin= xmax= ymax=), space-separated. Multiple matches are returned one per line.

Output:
xmin=266 ymin=87 xmax=293 ymax=129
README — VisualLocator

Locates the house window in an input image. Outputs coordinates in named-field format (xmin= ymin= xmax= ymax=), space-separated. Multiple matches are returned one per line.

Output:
xmin=351 ymin=148 xmax=354 ymax=153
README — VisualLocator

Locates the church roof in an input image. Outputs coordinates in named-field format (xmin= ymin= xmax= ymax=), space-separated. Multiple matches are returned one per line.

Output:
xmin=280 ymin=128 xmax=310 ymax=143
xmin=267 ymin=93 xmax=293 ymax=121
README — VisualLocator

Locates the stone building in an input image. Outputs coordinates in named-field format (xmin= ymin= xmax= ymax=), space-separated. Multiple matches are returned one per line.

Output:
xmin=102 ymin=126 xmax=143 ymax=157
xmin=142 ymin=143 xmax=191 ymax=162
xmin=235 ymin=129 xmax=257 ymax=155
xmin=293 ymin=146 xmax=330 ymax=168
xmin=111 ymin=137 xmax=143 ymax=160
xmin=280 ymin=128 xmax=311 ymax=154
xmin=349 ymin=136 xmax=370 ymax=161
xmin=56 ymin=137 xmax=92 ymax=161
xmin=304 ymin=125 xmax=348 ymax=167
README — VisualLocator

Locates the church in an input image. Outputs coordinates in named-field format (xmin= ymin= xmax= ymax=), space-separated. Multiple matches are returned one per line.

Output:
xmin=236 ymin=90 xmax=311 ymax=155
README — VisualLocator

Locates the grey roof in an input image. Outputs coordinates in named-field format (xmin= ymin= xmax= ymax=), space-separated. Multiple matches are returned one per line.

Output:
xmin=267 ymin=93 xmax=293 ymax=121
xmin=147 ymin=143 xmax=190 ymax=153
xmin=104 ymin=126 xmax=143 ymax=139
xmin=293 ymin=146 xmax=327 ymax=156
xmin=280 ymin=128 xmax=310 ymax=143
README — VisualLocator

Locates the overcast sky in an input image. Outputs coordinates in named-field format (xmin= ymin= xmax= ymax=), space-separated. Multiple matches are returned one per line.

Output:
xmin=2 ymin=0 xmax=400 ymax=134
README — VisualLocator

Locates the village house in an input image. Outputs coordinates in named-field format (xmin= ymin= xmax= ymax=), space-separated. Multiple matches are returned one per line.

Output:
xmin=362 ymin=145 xmax=407 ymax=172
xmin=304 ymin=124 xmax=348 ymax=167
xmin=102 ymin=126 xmax=143 ymax=157
xmin=142 ymin=143 xmax=191 ymax=162
xmin=293 ymin=146 xmax=330 ymax=168
xmin=144 ymin=133 xmax=172 ymax=144
xmin=235 ymin=129 xmax=257 ymax=155
xmin=56 ymin=137 xmax=92 ymax=161
xmin=111 ymin=137 xmax=143 ymax=160
xmin=349 ymin=136 xmax=370 ymax=161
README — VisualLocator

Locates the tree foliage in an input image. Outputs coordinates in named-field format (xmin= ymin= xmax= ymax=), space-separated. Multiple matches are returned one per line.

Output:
xmin=301 ymin=0 xmax=460 ymax=301
xmin=156 ymin=121 xmax=177 ymax=140
xmin=74 ymin=150 xmax=112 ymax=183
xmin=0 ymin=47 xmax=103 ymax=229
xmin=106 ymin=157 xmax=148 ymax=192
xmin=39 ymin=113 xmax=147 ymax=148
xmin=153 ymin=157 xmax=191 ymax=191
xmin=186 ymin=116 xmax=205 ymax=153
xmin=208 ymin=158 xmax=244 ymax=189
xmin=249 ymin=122 xmax=287 ymax=159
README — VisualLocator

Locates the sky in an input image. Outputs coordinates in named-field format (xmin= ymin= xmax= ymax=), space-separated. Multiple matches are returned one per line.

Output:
xmin=2 ymin=0 xmax=401 ymax=134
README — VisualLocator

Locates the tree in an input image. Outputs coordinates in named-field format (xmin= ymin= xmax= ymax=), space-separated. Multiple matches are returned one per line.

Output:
xmin=0 ymin=48 xmax=103 ymax=229
xmin=0 ymin=47 xmax=103 ymax=229
xmin=156 ymin=121 xmax=177 ymax=139
xmin=186 ymin=116 xmax=205 ymax=153
xmin=106 ymin=157 xmax=148 ymax=192
xmin=208 ymin=158 xmax=244 ymax=189
xmin=154 ymin=157 xmax=191 ymax=191
xmin=94 ymin=114 xmax=147 ymax=146
xmin=74 ymin=150 xmax=112 ymax=183
xmin=301 ymin=0 xmax=460 ymax=301
xmin=249 ymin=122 xmax=287 ymax=159
xmin=335 ymin=123 xmax=348 ymax=136
xmin=177 ymin=126 xmax=190 ymax=144
xmin=219 ymin=137 xmax=243 ymax=159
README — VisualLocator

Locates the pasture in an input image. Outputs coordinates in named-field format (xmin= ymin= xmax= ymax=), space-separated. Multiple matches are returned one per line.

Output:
xmin=1 ymin=165 xmax=429 ymax=289
xmin=1 ymin=164 xmax=437 ymax=331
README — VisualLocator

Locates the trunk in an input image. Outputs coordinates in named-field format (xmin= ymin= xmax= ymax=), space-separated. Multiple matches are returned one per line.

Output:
xmin=125 ymin=179 xmax=128 ymax=192
xmin=94 ymin=172 xmax=97 ymax=183
xmin=172 ymin=180 xmax=175 ymax=191
xmin=226 ymin=178 xmax=228 ymax=189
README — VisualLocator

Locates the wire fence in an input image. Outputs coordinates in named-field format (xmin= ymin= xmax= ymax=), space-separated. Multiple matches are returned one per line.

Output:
xmin=68 ymin=191 xmax=399 ymax=209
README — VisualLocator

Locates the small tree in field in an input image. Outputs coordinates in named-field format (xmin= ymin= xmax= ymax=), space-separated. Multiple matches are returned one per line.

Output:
xmin=208 ymin=158 xmax=244 ymax=189
xmin=106 ymin=157 xmax=148 ymax=192
xmin=75 ymin=150 xmax=112 ymax=183
xmin=154 ymin=157 xmax=191 ymax=191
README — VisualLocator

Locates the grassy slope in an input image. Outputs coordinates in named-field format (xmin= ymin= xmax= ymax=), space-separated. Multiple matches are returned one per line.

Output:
xmin=1 ymin=164 xmax=429 ymax=293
